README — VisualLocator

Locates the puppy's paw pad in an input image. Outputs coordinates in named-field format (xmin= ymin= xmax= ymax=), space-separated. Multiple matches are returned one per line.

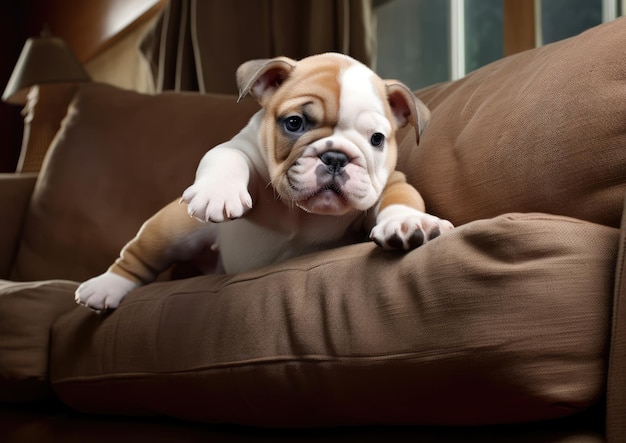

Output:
xmin=75 ymin=272 xmax=139 ymax=312
xmin=371 ymin=221 xmax=424 ymax=251
xmin=371 ymin=206 xmax=453 ymax=251
xmin=422 ymin=217 xmax=454 ymax=238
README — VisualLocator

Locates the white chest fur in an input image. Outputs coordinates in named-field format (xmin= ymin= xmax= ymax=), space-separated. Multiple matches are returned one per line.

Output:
xmin=216 ymin=181 xmax=367 ymax=274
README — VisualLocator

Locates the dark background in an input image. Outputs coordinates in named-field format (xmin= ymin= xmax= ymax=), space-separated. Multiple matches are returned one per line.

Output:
xmin=0 ymin=2 xmax=44 ymax=172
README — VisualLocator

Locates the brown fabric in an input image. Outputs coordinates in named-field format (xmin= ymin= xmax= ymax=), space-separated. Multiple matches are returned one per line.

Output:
xmin=10 ymin=84 xmax=259 ymax=283
xmin=0 ymin=280 xmax=77 ymax=402
xmin=51 ymin=213 xmax=617 ymax=427
xmin=0 ymin=173 xmax=36 ymax=278
xmin=402 ymin=17 xmax=626 ymax=229
xmin=607 ymin=194 xmax=626 ymax=442
xmin=142 ymin=0 xmax=375 ymax=94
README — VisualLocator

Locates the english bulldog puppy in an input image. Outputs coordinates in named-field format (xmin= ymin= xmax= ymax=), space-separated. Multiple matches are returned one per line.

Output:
xmin=76 ymin=53 xmax=453 ymax=311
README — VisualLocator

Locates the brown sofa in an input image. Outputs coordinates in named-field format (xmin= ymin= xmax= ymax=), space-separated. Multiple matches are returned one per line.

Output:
xmin=1 ymin=17 xmax=626 ymax=442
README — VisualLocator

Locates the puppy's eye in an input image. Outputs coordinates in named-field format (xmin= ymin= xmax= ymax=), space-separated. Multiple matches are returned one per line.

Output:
xmin=370 ymin=132 xmax=385 ymax=148
xmin=283 ymin=115 xmax=305 ymax=133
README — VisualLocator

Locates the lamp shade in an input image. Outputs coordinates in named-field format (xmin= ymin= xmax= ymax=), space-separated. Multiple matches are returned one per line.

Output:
xmin=2 ymin=36 xmax=91 ymax=105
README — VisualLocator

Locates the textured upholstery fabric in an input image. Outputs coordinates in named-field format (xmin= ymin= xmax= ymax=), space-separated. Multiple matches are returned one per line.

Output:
xmin=0 ymin=173 xmax=36 ymax=278
xmin=10 ymin=85 xmax=259 ymax=282
xmin=402 ymin=16 xmax=626 ymax=228
xmin=51 ymin=214 xmax=617 ymax=427
xmin=607 ymin=194 xmax=626 ymax=442
xmin=0 ymin=280 xmax=77 ymax=402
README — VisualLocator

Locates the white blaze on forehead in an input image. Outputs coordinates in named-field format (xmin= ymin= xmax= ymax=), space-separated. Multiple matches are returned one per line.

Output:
xmin=333 ymin=62 xmax=392 ymax=197
xmin=337 ymin=63 xmax=390 ymax=136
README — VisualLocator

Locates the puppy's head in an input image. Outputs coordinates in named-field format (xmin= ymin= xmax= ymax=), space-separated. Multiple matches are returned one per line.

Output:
xmin=237 ymin=53 xmax=429 ymax=215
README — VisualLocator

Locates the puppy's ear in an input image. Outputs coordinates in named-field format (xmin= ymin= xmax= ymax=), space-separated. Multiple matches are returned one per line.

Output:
xmin=385 ymin=81 xmax=431 ymax=144
xmin=237 ymin=57 xmax=297 ymax=105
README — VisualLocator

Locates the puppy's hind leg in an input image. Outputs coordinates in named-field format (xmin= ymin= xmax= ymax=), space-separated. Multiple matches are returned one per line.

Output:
xmin=75 ymin=199 xmax=214 ymax=312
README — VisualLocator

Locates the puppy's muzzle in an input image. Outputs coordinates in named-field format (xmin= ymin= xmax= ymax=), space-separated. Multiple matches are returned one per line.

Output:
xmin=319 ymin=151 xmax=350 ymax=175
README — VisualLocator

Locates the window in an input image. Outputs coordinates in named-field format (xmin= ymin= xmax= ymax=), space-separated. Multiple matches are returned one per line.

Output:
xmin=375 ymin=0 xmax=451 ymax=89
xmin=540 ymin=0 xmax=602 ymax=44
xmin=375 ymin=0 xmax=624 ymax=89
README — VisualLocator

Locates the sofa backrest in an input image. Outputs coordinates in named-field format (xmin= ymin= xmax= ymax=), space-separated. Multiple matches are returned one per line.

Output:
xmin=400 ymin=16 xmax=626 ymax=228
xmin=10 ymin=85 xmax=259 ymax=282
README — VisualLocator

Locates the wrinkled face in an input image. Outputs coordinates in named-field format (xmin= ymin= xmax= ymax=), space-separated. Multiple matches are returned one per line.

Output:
xmin=258 ymin=56 xmax=399 ymax=216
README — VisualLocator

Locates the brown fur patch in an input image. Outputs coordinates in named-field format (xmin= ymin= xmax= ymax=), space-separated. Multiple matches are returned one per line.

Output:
xmin=379 ymin=171 xmax=425 ymax=213
xmin=261 ymin=55 xmax=351 ymax=167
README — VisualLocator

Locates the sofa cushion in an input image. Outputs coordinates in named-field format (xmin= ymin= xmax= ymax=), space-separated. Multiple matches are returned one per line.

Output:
xmin=402 ymin=17 xmax=626 ymax=228
xmin=50 ymin=213 xmax=617 ymax=427
xmin=10 ymin=84 xmax=259 ymax=282
xmin=0 ymin=280 xmax=78 ymax=402
xmin=0 ymin=173 xmax=37 ymax=279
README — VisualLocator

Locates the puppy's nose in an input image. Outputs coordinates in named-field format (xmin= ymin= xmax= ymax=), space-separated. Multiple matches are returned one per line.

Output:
xmin=320 ymin=151 xmax=349 ymax=174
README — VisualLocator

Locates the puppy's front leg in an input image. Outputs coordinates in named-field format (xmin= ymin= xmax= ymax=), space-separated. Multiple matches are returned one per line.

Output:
xmin=182 ymin=145 xmax=254 ymax=223
xmin=370 ymin=171 xmax=453 ymax=250
xmin=75 ymin=201 xmax=216 ymax=311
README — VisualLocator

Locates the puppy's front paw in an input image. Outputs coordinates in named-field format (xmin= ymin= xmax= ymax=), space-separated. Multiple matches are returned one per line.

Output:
xmin=181 ymin=179 xmax=252 ymax=223
xmin=371 ymin=205 xmax=454 ymax=251
xmin=75 ymin=272 xmax=140 ymax=312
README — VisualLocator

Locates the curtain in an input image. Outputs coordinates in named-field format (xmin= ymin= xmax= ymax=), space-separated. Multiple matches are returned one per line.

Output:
xmin=141 ymin=0 xmax=376 ymax=94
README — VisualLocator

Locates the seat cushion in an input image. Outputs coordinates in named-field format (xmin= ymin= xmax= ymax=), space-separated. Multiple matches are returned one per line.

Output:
xmin=0 ymin=280 xmax=77 ymax=402
xmin=402 ymin=17 xmax=626 ymax=228
xmin=50 ymin=214 xmax=617 ymax=427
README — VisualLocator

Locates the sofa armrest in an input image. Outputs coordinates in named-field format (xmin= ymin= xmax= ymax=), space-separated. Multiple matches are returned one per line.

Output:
xmin=607 ymin=192 xmax=626 ymax=442
xmin=0 ymin=173 xmax=37 ymax=278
